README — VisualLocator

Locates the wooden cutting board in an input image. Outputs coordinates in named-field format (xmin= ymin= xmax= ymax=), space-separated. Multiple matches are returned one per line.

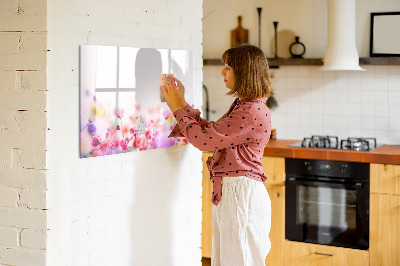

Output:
xmin=231 ymin=16 xmax=249 ymax=48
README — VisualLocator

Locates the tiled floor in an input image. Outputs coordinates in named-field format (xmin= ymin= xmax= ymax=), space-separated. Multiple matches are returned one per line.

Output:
xmin=202 ymin=257 xmax=211 ymax=266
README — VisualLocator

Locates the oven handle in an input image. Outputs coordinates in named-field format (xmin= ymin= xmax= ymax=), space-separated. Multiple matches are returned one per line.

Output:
xmin=313 ymin=252 xmax=335 ymax=257
xmin=286 ymin=177 xmax=364 ymax=189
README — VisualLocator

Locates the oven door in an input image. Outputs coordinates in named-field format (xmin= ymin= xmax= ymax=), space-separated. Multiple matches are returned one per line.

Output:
xmin=285 ymin=177 xmax=369 ymax=250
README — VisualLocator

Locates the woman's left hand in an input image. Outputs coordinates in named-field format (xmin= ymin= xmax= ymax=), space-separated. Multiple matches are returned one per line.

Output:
xmin=161 ymin=79 xmax=183 ymax=113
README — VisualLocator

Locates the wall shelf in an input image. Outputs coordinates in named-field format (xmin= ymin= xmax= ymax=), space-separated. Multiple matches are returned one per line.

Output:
xmin=359 ymin=57 xmax=400 ymax=65
xmin=203 ymin=57 xmax=400 ymax=67
xmin=203 ymin=58 xmax=323 ymax=67
xmin=268 ymin=58 xmax=323 ymax=67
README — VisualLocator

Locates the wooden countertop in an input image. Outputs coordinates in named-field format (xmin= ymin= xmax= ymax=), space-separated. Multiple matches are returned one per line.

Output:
xmin=263 ymin=139 xmax=400 ymax=165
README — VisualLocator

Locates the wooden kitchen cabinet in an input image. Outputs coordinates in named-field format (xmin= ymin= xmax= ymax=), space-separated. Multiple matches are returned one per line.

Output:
xmin=370 ymin=193 xmax=400 ymax=266
xmin=262 ymin=156 xmax=285 ymax=266
xmin=370 ymin=163 xmax=400 ymax=266
xmin=201 ymin=154 xmax=286 ymax=265
xmin=284 ymin=241 xmax=369 ymax=266
xmin=370 ymin=163 xmax=400 ymax=195
xmin=261 ymin=156 xmax=285 ymax=186
xmin=264 ymin=184 xmax=285 ymax=266
xmin=202 ymin=152 xmax=213 ymax=258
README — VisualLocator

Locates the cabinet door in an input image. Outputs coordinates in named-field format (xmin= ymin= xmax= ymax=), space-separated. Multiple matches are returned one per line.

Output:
xmin=264 ymin=185 xmax=284 ymax=266
xmin=370 ymin=193 xmax=400 ymax=266
xmin=261 ymin=156 xmax=285 ymax=185
xmin=202 ymin=152 xmax=213 ymax=258
xmin=370 ymin=163 xmax=400 ymax=195
xmin=284 ymin=241 xmax=369 ymax=266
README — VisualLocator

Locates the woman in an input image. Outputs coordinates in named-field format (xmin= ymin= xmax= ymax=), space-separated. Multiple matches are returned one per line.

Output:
xmin=161 ymin=44 xmax=273 ymax=266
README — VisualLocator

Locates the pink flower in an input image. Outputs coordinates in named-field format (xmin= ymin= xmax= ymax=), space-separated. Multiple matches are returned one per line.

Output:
xmin=112 ymin=138 xmax=120 ymax=148
xmin=131 ymin=138 xmax=138 ymax=149
xmin=162 ymin=110 xmax=173 ymax=120
xmin=113 ymin=108 xmax=125 ymax=119
xmin=120 ymin=138 xmax=130 ymax=151
xmin=130 ymin=128 xmax=137 ymax=137
xmin=91 ymin=135 xmax=102 ymax=148
xmin=138 ymin=138 xmax=147 ymax=151
xmin=116 ymin=125 xmax=120 ymax=130
xmin=100 ymin=140 xmax=109 ymax=151
xmin=145 ymin=130 xmax=153 ymax=139
xmin=153 ymin=130 xmax=159 ymax=138
xmin=138 ymin=143 xmax=147 ymax=151
xmin=147 ymin=139 xmax=156 ymax=149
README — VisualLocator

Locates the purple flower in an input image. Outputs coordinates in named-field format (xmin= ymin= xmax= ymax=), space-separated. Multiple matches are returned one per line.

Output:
xmin=87 ymin=123 xmax=96 ymax=135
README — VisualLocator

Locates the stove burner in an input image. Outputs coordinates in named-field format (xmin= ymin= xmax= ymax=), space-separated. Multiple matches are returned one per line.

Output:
xmin=294 ymin=136 xmax=378 ymax=151
xmin=301 ymin=135 xmax=339 ymax=149
xmin=340 ymin=137 xmax=377 ymax=151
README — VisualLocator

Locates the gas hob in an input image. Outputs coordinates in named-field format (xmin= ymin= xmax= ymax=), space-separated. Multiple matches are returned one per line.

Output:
xmin=289 ymin=135 xmax=382 ymax=151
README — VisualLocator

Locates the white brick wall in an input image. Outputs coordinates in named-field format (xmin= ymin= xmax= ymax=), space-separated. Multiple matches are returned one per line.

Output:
xmin=46 ymin=1 xmax=203 ymax=266
xmin=21 ymin=229 xmax=47 ymax=250
xmin=3 ymin=0 xmax=203 ymax=264
xmin=0 ymin=0 xmax=48 ymax=265
xmin=0 ymin=227 xmax=19 ymax=247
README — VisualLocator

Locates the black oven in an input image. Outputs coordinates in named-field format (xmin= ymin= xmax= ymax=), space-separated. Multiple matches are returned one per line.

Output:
xmin=285 ymin=158 xmax=369 ymax=250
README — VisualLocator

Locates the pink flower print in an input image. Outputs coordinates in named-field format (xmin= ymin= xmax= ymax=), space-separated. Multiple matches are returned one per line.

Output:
xmin=148 ymin=138 xmax=158 ymax=149
xmin=138 ymin=142 xmax=147 ymax=151
xmin=112 ymin=138 xmax=120 ymax=148
xmin=136 ymin=137 xmax=147 ymax=151
xmin=113 ymin=108 xmax=125 ymax=119
xmin=147 ymin=138 xmax=153 ymax=147
xmin=123 ymin=126 xmax=129 ymax=135
xmin=169 ymin=125 xmax=174 ymax=131
xmin=130 ymin=128 xmax=137 ymax=137
xmin=162 ymin=110 xmax=173 ymax=120
xmin=91 ymin=135 xmax=102 ymax=148
xmin=145 ymin=130 xmax=153 ymax=139
xmin=120 ymin=138 xmax=130 ymax=151
xmin=132 ymin=137 xmax=138 ymax=149
xmin=100 ymin=140 xmax=109 ymax=151
xmin=116 ymin=125 xmax=121 ymax=130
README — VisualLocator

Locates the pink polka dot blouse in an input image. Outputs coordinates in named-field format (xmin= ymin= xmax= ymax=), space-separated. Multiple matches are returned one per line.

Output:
xmin=169 ymin=97 xmax=271 ymax=206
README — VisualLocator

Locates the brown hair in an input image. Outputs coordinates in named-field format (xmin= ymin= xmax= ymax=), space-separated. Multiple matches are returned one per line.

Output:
xmin=221 ymin=44 xmax=273 ymax=99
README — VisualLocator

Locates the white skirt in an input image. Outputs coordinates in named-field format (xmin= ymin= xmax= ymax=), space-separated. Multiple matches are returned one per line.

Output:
xmin=212 ymin=176 xmax=271 ymax=266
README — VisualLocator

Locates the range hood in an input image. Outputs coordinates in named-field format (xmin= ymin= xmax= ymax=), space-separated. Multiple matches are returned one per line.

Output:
xmin=320 ymin=0 xmax=365 ymax=71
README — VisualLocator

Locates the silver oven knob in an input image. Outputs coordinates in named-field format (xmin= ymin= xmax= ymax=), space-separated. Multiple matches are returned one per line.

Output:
xmin=340 ymin=163 xmax=347 ymax=174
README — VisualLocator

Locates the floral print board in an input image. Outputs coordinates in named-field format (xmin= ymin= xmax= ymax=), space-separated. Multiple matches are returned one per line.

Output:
xmin=80 ymin=45 xmax=194 ymax=158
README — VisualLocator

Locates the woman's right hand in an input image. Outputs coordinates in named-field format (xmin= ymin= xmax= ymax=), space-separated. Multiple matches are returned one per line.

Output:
xmin=170 ymin=77 xmax=187 ymax=109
